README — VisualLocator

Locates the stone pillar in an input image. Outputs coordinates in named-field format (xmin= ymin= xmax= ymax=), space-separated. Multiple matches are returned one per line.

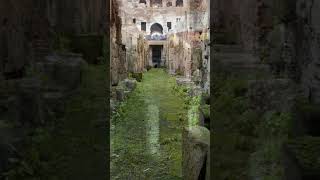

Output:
xmin=185 ymin=48 xmax=192 ymax=79
xmin=149 ymin=48 xmax=153 ymax=66
xmin=161 ymin=46 xmax=164 ymax=66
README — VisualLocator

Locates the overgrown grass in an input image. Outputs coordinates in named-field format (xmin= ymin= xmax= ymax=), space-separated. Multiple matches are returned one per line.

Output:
xmin=249 ymin=111 xmax=292 ymax=180
xmin=212 ymin=75 xmax=254 ymax=180
xmin=212 ymin=74 xmax=292 ymax=180
xmin=111 ymin=69 xmax=187 ymax=179
xmin=172 ymin=84 xmax=202 ymax=127
xmin=3 ymin=64 xmax=107 ymax=180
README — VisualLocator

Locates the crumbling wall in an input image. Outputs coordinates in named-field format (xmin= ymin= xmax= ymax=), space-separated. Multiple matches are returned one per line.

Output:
xmin=295 ymin=0 xmax=320 ymax=104
xmin=111 ymin=0 xmax=127 ymax=86
xmin=46 ymin=0 xmax=107 ymax=35
xmin=135 ymin=35 xmax=149 ymax=72
xmin=0 ymin=0 xmax=37 ymax=79
xmin=167 ymin=35 xmax=188 ymax=75
xmin=0 ymin=0 xmax=107 ymax=80
xmin=212 ymin=0 xmax=320 ymax=179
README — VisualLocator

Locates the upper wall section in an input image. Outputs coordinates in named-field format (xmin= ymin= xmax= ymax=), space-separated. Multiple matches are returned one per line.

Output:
xmin=47 ymin=0 xmax=108 ymax=35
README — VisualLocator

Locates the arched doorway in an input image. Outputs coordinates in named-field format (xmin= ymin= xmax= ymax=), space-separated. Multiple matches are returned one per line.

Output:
xmin=149 ymin=23 xmax=164 ymax=68
xmin=151 ymin=45 xmax=162 ymax=68
xmin=150 ymin=23 xmax=163 ymax=34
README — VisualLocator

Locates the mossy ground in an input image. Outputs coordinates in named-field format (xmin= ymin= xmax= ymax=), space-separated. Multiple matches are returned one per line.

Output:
xmin=286 ymin=136 xmax=320 ymax=176
xmin=212 ymin=74 xmax=291 ymax=179
xmin=111 ymin=69 xmax=188 ymax=179
xmin=3 ymin=65 xmax=107 ymax=180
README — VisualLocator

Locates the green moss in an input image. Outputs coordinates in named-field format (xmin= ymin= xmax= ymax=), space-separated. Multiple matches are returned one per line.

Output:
xmin=249 ymin=139 xmax=285 ymax=180
xmin=4 ymin=65 xmax=107 ymax=180
xmin=212 ymin=77 xmax=250 ymax=133
xmin=51 ymin=32 xmax=72 ymax=53
xmin=187 ymin=95 xmax=201 ymax=127
xmin=286 ymin=136 xmax=320 ymax=176
xmin=211 ymin=67 xmax=294 ymax=180
xmin=249 ymin=111 xmax=292 ymax=180
xmin=212 ymin=133 xmax=254 ymax=180
xmin=256 ymin=111 xmax=292 ymax=138
xmin=130 ymin=72 xmax=143 ymax=82
xmin=111 ymin=69 xmax=187 ymax=179
xmin=200 ymin=104 xmax=210 ymax=119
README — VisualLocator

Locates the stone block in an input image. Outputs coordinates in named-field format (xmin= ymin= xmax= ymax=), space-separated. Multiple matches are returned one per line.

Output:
xmin=182 ymin=126 xmax=210 ymax=180
xmin=40 ymin=53 xmax=87 ymax=91
xmin=124 ymin=79 xmax=137 ymax=91
xmin=55 ymin=53 xmax=87 ymax=90
xmin=116 ymin=87 xmax=125 ymax=101
xmin=176 ymin=77 xmax=194 ymax=87
xmin=248 ymin=79 xmax=297 ymax=112
xmin=188 ymin=85 xmax=203 ymax=97
xmin=199 ymin=104 xmax=210 ymax=129
xmin=43 ymin=92 xmax=65 ymax=121
xmin=131 ymin=73 xmax=143 ymax=82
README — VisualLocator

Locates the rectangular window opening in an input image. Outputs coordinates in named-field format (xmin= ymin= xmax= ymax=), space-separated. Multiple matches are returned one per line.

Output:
xmin=141 ymin=22 xmax=146 ymax=31
xmin=167 ymin=22 xmax=172 ymax=30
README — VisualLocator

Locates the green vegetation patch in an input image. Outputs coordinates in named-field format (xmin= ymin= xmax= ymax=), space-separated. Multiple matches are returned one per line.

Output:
xmin=3 ymin=64 xmax=107 ymax=180
xmin=111 ymin=69 xmax=188 ymax=179
xmin=249 ymin=139 xmax=285 ymax=180
xmin=286 ymin=136 xmax=320 ymax=176
xmin=211 ymin=73 xmax=293 ymax=179
xmin=200 ymin=104 xmax=210 ymax=120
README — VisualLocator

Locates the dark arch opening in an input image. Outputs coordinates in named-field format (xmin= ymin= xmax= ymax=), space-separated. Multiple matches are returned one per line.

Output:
xmin=150 ymin=0 xmax=162 ymax=7
xmin=2 ymin=18 xmax=8 ymax=26
xmin=176 ymin=0 xmax=183 ymax=7
xmin=150 ymin=23 xmax=163 ymax=34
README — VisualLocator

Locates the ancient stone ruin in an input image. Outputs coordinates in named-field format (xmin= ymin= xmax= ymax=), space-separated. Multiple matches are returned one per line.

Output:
xmin=1 ymin=0 xmax=320 ymax=179
xmin=110 ymin=0 xmax=210 ymax=179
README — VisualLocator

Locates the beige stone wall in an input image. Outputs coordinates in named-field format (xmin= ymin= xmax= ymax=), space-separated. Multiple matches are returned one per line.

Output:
xmin=166 ymin=35 xmax=188 ymax=75
xmin=164 ymin=0 xmax=209 ymax=92
xmin=116 ymin=0 xmax=209 ymax=93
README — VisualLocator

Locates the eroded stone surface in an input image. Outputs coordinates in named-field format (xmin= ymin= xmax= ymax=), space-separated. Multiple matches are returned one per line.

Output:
xmin=182 ymin=126 xmax=210 ymax=180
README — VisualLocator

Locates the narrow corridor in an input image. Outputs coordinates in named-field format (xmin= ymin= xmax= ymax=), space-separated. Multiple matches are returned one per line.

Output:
xmin=111 ymin=69 xmax=187 ymax=179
